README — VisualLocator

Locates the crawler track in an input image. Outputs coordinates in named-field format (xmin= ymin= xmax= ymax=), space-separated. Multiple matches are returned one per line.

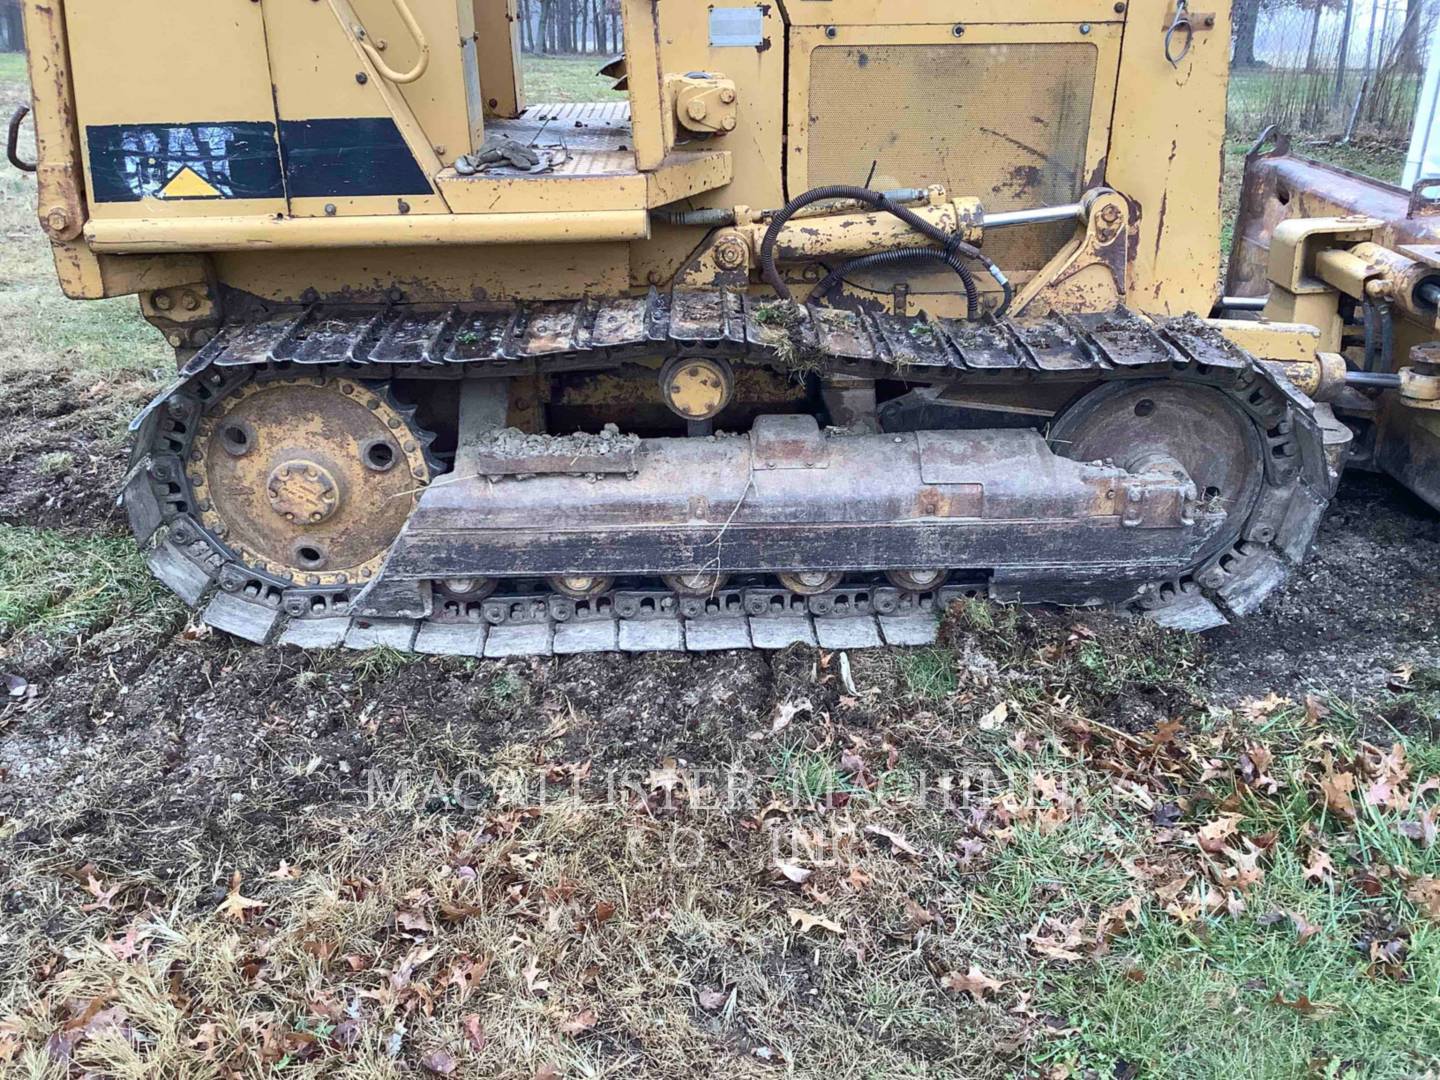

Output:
xmin=122 ymin=290 xmax=1336 ymax=654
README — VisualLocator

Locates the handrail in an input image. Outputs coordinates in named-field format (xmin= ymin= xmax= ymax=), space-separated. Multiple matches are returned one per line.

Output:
xmin=354 ymin=0 xmax=430 ymax=85
xmin=7 ymin=105 xmax=36 ymax=173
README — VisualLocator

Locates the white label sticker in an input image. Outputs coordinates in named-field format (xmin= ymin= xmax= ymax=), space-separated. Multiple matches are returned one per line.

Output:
xmin=709 ymin=6 xmax=764 ymax=47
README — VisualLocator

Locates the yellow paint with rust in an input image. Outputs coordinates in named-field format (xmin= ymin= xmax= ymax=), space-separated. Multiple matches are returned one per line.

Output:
xmin=12 ymin=0 xmax=1364 ymax=367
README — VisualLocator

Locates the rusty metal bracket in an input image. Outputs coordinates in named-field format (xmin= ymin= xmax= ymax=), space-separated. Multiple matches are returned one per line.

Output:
xmin=750 ymin=414 xmax=828 ymax=470
xmin=1408 ymin=177 xmax=1440 ymax=219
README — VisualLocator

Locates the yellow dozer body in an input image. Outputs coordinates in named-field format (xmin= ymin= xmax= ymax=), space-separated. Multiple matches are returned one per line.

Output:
xmin=13 ymin=0 xmax=1440 ymax=653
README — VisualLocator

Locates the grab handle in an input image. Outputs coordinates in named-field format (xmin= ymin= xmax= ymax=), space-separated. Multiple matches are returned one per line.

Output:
xmin=7 ymin=105 xmax=36 ymax=173
xmin=354 ymin=0 xmax=430 ymax=85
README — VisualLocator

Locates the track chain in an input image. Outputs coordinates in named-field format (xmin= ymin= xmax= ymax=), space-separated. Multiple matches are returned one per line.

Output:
xmin=122 ymin=290 xmax=1336 ymax=652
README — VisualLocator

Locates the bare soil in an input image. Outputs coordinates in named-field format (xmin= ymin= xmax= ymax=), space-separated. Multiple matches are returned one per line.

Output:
xmin=0 ymin=370 xmax=141 ymax=532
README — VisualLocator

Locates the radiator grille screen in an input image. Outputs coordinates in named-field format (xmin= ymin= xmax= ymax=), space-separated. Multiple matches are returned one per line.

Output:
xmin=807 ymin=42 xmax=1100 ymax=274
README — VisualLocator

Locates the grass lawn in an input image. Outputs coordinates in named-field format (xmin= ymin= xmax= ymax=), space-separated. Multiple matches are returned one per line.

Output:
xmin=0 ymin=51 xmax=1438 ymax=1079
xmin=519 ymin=53 xmax=624 ymax=104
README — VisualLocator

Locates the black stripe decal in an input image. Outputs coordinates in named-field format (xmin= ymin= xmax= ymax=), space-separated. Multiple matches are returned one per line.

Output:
xmin=85 ymin=122 xmax=285 ymax=203
xmin=278 ymin=117 xmax=433 ymax=198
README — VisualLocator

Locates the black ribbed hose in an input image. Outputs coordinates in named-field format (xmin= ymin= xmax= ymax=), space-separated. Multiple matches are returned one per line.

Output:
xmin=758 ymin=183 xmax=1013 ymax=318
xmin=807 ymin=248 xmax=980 ymax=318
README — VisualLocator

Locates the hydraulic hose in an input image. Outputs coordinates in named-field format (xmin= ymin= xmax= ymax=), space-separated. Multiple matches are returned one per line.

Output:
xmin=759 ymin=184 xmax=1012 ymax=318
xmin=807 ymin=247 xmax=981 ymax=319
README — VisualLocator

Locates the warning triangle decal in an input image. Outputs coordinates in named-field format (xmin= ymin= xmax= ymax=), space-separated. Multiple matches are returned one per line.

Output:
xmin=160 ymin=166 xmax=221 ymax=199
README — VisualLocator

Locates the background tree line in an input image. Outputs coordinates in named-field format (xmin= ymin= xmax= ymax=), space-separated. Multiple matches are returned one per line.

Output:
xmin=517 ymin=0 xmax=623 ymax=55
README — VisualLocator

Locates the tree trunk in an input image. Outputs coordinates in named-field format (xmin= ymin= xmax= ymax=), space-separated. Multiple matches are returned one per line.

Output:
xmin=1394 ymin=0 xmax=1424 ymax=72
xmin=1305 ymin=4 xmax=1324 ymax=71
xmin=1233 ymin=0 xmax=1262 ymax=67
xmin=1334 ymin=0 xmax=1357 ymax=107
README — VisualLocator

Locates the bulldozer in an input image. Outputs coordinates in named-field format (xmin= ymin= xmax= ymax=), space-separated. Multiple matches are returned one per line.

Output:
xmin=11 ymin=0 xmax=1440 ymax=656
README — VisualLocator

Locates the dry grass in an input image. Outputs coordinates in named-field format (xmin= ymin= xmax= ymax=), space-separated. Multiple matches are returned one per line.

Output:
xmin=2 ymin=609 xmax=1438 ymax=1077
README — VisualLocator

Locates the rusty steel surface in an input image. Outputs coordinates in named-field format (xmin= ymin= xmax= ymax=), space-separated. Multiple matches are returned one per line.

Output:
xmin=188 ymin=377 xmax=433 ymax=588
xmin=390 ymin=421 xmax=1213 ymax=584
xmin=1226 ymin=132 xmax=1440 ymax=300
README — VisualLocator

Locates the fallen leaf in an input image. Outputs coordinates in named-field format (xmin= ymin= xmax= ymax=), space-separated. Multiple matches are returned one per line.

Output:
xmin=557 ymin=1008 xmax=597 ymax=1036
xmin=978 ymin=701 xmax=1009 ymax=732
xmin=774 ymin=860 xmax=812 ymax=885
xmin=1302 ymin=849 xmax=1335 ymax=885
xmin=1407 ymin=876 xmax=1440 ymax=921
xmin=698 ymin=987 xmax=728 ymax=1011
xmin=941 ymin=963 xmax=1002 ymax=1001
xmin=4 ymin=674 xmax=27 ymax=699
xmin=1025 ymin=916 xmax=1086 ymax=962
xmin=1240 ymin=692 xmax=1291 ymax=722
xmin=902 ymin=897 xmax=935 ymax=930
xmin=770 ymin=698 xmax=811 ymax=734
xmin=1319 ymin=769 xmax=1356 ymax=819
xmin=1271 ymin=990 xmax=1319 ymax=1015
xmin=838 ymin=652 xmax=858 ymax=696
xmin=216 ymin=871 xmax=265 ymax=922
xmin=788 ymin=907 xmax=843 ymax=935
xmin=1096 ymin=897 xmax=1141 ymax=944
xmin=461 ymin=1014 xmax=487 ymax=1053
xmin=522 ymin=956 xmax=549 ymax=995
xmin=864 ymin=824 xmax=922 ymax=859
xmin=591 ymin=901 xmax=617 ymax=925
xmin=1303 ymin=695 xmax=1330 ymax=724
xmin=422 ymin=1049 xmax=458 ymax=1075
xmin=534 ymin=1066 xmax=561 ymax=1080
xmin=1398 ymin=807 xmax=1438 ymax=849
xmin=1196 ymin=812 xmax=1242 ymax=854
xmin=1289 ymin=911 xmax=1322 ymax=943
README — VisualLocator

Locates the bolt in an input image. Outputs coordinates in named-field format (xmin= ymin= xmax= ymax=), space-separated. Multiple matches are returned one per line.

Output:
xmin=825 ymin=24 xmax=837 ymax=37
xmin=1114 ymin=1 xmax=1126 ymax=10
xmin=167 ymin=332 xmax=184 ymax=348
xmin=356 ymin=72 xmax=368 ymax=85
xmin=721 ymin=116 xmax=736 ymax=131
xmin=153 ymin=291 xmax=174 ymax=312
xmin=44 ymin=207 xmax=70 ymax=234
xmin=719 ymin=88 xmax=735 ymax=104
xmin=687 ymin=99 xmax=708 ymax=120
xmin=952 ymin=23 xmax=965 ymax=36
xmin=1079 ymin=22 xmax=1091 ymax=33
xmin=324 ymin=203 xmax=337 ymax=216
xmin=181 ymin=290 xmax=201 ymax=311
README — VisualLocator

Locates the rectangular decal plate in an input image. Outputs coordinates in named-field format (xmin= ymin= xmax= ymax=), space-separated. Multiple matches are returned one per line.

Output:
xmin=708 ymin=6 xmax=764 ymax=47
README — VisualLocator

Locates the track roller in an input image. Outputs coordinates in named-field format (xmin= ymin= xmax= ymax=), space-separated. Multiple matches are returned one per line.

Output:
xmin=663 ymin=571 xmax=729 ymax=596
xmin=547 ymin=574 xmax=615 ymax=599
xmin=777 ymin=570 xmax=845 ymax=595
xmin=885 ymin=569 xmax=950 ymax=592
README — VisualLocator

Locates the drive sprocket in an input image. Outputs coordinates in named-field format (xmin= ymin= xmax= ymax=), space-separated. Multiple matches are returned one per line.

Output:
xmin=185 ymin=375 xmax=434 ymax=589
